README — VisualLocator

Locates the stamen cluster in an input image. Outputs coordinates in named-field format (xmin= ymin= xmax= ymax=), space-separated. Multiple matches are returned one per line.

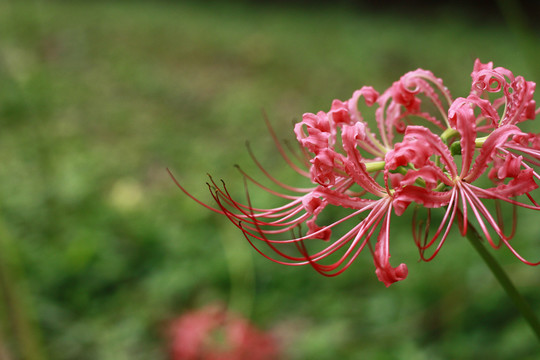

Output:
xmin=174 ymin=60 xmax=540 ymax=286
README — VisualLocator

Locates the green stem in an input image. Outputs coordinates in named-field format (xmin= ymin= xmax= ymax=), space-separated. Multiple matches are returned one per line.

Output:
xmin=464 ymin=218 xmax=540 ymax=341
xmin=0 ymin=218 xmax=46 ymax=360
xmin=365 ymin=161 xmax=385 ymax=173
xmin=441 ymin=128 xmax=458 ymax=143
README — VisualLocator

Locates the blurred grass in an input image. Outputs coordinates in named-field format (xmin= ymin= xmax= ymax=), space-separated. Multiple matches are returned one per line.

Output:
xmin=0 ymin=0 xmax=539 ymax=359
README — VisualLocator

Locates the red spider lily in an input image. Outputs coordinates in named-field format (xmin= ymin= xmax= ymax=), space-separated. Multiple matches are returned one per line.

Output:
xmin=169 ymin=305 xmax=279 ymax=360
xmin=172 ymin=59 xmax=540 ymax=287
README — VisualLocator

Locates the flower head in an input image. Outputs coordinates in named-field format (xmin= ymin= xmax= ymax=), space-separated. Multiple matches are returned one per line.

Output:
xmin=172 ymin=59 xmax=540 ymax=287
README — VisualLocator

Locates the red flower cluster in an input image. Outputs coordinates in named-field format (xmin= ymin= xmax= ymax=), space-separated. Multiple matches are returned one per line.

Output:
xmin=169 ymin=305 xmax=279 ymax=360
xmin=172 ymin=60 xmax=540 ymax=287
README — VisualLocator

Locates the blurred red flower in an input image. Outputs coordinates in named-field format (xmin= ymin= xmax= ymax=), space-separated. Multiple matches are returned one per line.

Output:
xmin=169 ymin=305 xmax=280 ymax=360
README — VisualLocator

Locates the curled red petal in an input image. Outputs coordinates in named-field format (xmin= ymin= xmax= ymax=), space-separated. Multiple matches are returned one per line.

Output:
xmin=483 ymin=169 xmax=538 ymax=199
xmin=373 ymin=205 xmax=408 ymax=287
xmin=403 ymin=126 xmax=458 ymax=178
xmin=295 ymin=111 xmax=332 ymax=154
xmin=348 ymin=86 xmax=380 ymax=123
xmin=393 ymin=186 xmax=452 ymax=216
xmin=448 ymin=98 xmax=477 ymax=178
xmin=385 ymin=136 xmax=434 ymax=171
xmin=466 ymin=125 xmax=523 ymax=182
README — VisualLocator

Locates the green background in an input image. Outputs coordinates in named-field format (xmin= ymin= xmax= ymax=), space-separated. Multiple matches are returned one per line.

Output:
xmin=0 ymin=1 xmax=539 ymax=359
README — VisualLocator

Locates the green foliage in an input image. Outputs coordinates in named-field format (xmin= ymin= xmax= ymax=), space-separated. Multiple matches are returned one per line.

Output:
xmin=0 ymin=0 xmax=539 ymax=359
